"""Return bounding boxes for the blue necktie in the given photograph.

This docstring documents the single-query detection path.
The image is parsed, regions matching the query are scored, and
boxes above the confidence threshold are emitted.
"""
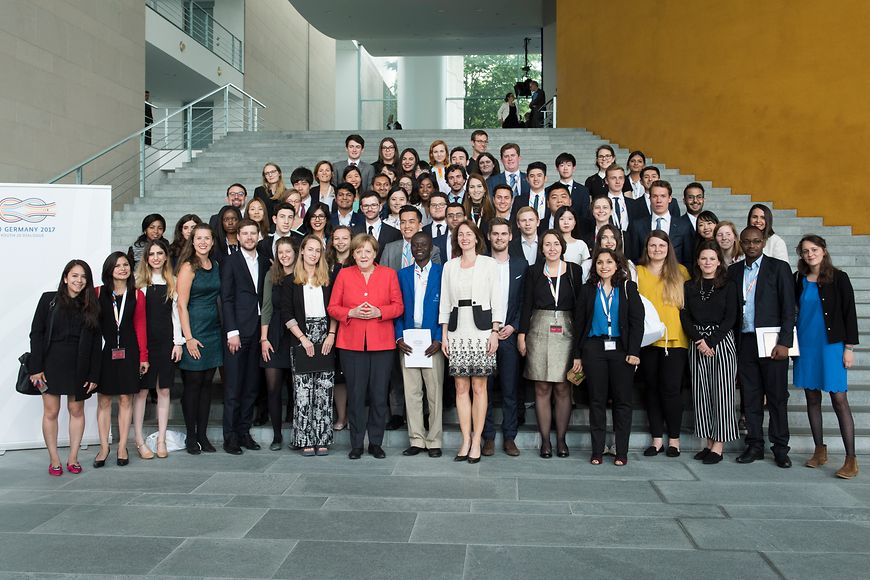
[402,242,412,267]
[509,173,518,196]
[655,217,664,231]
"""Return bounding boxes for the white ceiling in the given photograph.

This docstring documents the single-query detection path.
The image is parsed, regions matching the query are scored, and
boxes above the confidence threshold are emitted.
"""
[288,0,544,56]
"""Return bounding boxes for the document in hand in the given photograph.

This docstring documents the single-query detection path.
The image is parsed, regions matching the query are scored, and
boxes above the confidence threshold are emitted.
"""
[403,329,434,368]
[755,327,800,358]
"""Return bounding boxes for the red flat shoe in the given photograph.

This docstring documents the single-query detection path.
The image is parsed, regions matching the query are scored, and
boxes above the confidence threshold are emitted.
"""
[66,463,82,474]
[48,464,63,476]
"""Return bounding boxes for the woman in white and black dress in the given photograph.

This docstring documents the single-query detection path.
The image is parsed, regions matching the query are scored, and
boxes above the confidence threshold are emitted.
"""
[29,260,102,476]
[134,239,183,459]
[680,241,739,464]
[282,235,338,456]
[94,252,149,468]
[260,237,296,450]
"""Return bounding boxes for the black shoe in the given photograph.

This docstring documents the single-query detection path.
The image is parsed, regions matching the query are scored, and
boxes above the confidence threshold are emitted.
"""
[428,448,442,458]
[693,448,711,461]
[241,433,261,451]
[666,446,681,458]
[93,447,110,468]
[453,453,468,462]
[223,436,243,455]
[702,451,723,465]
[736,447,764,464]
[402,446,425,456]
[556,440,570,458]
[775,454,793,469]
[348,447,363,460]
[116,448,129,467]
[269,437,283,451]
[540,442,552,459]
[368,444,386,459]
[467,455,481,464]
[643,445,664,457]
[198,438,216,453]
[385,415,405,431]
[185,438,201,455]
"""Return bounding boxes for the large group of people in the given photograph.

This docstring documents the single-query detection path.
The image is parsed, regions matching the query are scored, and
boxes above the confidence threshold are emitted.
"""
[28,131,859,480]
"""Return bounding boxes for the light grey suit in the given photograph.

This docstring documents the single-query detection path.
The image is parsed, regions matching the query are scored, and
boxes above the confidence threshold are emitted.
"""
[380,238,443,271]
[332,159,375,192]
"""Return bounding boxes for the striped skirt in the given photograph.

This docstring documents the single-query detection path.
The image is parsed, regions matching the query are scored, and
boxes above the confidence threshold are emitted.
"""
[689,326,739,442]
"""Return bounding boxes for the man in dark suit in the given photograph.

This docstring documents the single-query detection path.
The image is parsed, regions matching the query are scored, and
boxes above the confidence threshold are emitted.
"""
[482,217,528,456]
[396,232,445,458]
[728,227,795,468]
[680,182,706,232]
[546,152,591,220]
[487,143,530,198]
[257,202,299,260]
[221,219,270,455]
[422,192,449,239]
[208,183,248,231]
[290,167,318,219]
[626,180,695,268]
[331,134,375,189]
[351,191,400,261]
[527,80,546,128]
[329,182,364,229]
[509,161,547,229]
[627,166,680,222]
[466,130,489,175]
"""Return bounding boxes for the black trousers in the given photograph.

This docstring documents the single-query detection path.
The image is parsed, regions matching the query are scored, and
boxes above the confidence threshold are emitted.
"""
[222,333,261,439]
[484,334,520,441]
[341,349,393,449]
[737,333,790,456]
[640,346,687,439]
[583,338,635,456]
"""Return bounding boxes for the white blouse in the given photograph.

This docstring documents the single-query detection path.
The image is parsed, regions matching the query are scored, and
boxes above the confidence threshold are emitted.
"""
[303,283,326,317]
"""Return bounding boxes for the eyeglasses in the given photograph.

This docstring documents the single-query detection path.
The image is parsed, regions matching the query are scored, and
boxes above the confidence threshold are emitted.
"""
[228,191,246,197]
[686,194,705,201]
[597,154,614,160]
[310,215,327,221]
[361,203,380,209]
[381,145,395,150]
[429,202,447,209]
[264,170,279,177]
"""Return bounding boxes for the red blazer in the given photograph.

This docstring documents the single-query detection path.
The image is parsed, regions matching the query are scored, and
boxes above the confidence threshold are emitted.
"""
[328,264,403,351]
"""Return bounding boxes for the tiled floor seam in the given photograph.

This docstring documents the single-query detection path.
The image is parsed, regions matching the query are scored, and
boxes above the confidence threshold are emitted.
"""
[674,518,702,550]
[144,536,191,576]
[648,480,672,503]
[270,539,302,579]
[758,551,789,580]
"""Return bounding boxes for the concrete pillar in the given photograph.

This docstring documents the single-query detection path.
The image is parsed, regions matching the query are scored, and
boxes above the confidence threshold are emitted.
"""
[397,56,445,129]
[542,0,557,101]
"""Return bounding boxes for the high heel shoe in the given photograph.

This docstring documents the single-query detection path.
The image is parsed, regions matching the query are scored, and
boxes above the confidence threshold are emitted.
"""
[156,439,168,459]
[556,439,569,458]
[93,447,110,468]
[136,442,154,460]
[116,448,129,467]
[539,441,552,459]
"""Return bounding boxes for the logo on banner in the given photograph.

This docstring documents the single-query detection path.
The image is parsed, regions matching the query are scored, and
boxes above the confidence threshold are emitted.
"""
[0,197,57,237]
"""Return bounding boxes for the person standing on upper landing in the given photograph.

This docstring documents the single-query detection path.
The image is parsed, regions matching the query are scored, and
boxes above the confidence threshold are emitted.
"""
[527,80,546,128]
[498,93,521,128]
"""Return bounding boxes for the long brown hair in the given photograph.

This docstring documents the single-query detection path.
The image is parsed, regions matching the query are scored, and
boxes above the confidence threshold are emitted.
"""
[261,162,288,201]
[177,224,214,273]
[637,230,685,307]
[56,259,100,329]
[245,197,270,239]
[270,236,297,285]
[796,234,837,286]
[135,239,176,302]
[588,247,628,288]
[462,173,495,224]
[691,240,728,288]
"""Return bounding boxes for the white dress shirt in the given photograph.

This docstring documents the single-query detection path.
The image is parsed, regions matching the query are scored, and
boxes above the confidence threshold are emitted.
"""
[651,212,672,232]
[366,218,383,238]
[227,248,260,338]
[629,177,645,198]
[431,220,447,238]
[496,256,510,325]
[528,190,546,221]
[608,193,629,231]
[413,261,431,328]
[521,236,538,265]
[335,209,353,226]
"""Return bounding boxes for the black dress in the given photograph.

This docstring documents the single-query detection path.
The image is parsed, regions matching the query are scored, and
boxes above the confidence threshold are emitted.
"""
[141,283,176,390]
[503,104,521,128]
[97,287,146,395]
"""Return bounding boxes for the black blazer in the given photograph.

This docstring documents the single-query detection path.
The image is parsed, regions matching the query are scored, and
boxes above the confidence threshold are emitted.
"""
[29,292,101,396]
[351,221,401,261]
[256,232,303,261]
[310,185,335,212]
[220,250,270,338]
[546,180,591,220]
[627,213,696,269]
[279,278,333,346]
[509,193,548,236]
[794,270,859,345]
[330,209,364,230]
[574,280,645,357]
[488,254,529,331]
[626,195,681,222]
[727,256,795,347]
[584,173,632,199]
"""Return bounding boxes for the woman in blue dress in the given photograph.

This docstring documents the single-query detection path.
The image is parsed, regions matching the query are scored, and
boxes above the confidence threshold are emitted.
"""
[793,235,859,478]
[177,223,223,455]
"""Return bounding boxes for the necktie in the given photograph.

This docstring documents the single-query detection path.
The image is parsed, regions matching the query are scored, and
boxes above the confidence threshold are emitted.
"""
[299,203,306,219]
[613,197,622,228]
[402,242,412,267]
[368,225,374,236]
[532,194,540,212]
[509,173,518,196]
[655,217,664,231]
[436,224,443,237]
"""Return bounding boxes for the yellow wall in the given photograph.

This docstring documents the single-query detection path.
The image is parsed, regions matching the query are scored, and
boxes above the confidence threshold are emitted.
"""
[556,0,870,233]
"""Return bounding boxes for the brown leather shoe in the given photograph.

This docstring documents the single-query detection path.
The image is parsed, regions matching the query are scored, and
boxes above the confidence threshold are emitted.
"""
[481,439,495,456]
[503,439,520,457]
[836,456,859,479]
[805,444,827,468]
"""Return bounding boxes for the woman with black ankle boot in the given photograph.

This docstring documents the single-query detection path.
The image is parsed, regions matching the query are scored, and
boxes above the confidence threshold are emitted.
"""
[517,230,582,459]
[793,235,859,479]
[177,224,222,455]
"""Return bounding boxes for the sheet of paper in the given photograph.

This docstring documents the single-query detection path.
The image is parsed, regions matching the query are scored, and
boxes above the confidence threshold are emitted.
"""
[403,329,434,368]
[755,326,800,358]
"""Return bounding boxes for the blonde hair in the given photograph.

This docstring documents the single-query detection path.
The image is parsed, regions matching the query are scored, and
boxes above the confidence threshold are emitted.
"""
[637,230,685,308]
[293,234,331,287]
[261,162,288,201]
[713,220,743,264]
[135,239,176,302]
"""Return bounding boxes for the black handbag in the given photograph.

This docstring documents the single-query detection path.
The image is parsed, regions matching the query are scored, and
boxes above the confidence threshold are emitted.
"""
[17,299,56,396]
[292,343,335,374]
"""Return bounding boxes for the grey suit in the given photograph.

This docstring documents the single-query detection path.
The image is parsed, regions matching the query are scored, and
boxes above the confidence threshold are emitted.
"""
[380,238,443,271]
[332,160,375,191]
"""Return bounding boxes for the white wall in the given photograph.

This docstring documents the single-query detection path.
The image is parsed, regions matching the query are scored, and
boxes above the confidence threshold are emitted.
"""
[334,41,390,131]
[398,55,464,130]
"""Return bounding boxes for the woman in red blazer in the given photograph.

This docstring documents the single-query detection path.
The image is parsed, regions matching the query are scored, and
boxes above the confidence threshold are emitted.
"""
[328,233,403,460]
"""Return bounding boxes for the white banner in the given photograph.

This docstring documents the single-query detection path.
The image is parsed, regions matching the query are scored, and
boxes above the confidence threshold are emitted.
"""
[0,183,111,451]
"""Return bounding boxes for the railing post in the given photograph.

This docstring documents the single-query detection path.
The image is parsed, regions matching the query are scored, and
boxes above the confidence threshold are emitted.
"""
[247,97,253,132]
[253,106,258,132]
[139,133,146,198]
[552,96,557,128]
[186,107,193,161]
[224,86,229,136]
[75,167,83,184]
[163,108,169,148]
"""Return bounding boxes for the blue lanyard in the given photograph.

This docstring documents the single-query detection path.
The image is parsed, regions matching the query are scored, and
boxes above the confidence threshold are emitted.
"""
[598,283,614,336]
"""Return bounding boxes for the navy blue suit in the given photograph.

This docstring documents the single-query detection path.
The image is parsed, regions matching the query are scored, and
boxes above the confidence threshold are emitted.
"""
[627,214,696,269]
[546,180,591,220]
[627,195,681,223]
[220,249,270,441]
[484,254,528,443]
[488,171,530,197]
[351,221,401,261]
[329,209,364,230]
[433,233,450,261]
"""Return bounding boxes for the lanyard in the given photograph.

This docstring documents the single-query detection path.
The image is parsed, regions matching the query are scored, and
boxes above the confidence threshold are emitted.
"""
[544,262,563,314]
[598,283,615,336]
[743,262,760,306]
[111,290,128,347]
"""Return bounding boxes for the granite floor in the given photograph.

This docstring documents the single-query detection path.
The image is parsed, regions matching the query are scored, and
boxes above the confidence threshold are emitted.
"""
[0,444,867,579]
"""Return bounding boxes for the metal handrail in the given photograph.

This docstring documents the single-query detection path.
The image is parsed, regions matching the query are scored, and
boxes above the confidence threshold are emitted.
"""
[50,83,264,184]
[541,95,557,128]
[146,0,244,72]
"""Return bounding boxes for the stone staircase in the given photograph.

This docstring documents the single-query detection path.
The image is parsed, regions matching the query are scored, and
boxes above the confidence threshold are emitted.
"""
[119,128,870,454]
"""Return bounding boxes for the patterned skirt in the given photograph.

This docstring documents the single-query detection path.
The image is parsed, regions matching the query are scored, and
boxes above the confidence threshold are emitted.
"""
[291,317,335,447]
[447,307,496,377]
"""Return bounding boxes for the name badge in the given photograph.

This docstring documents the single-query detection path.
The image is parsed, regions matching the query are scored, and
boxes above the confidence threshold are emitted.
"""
[549,325,563,334]
[603,340,616,351]
[111,348,126,360]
